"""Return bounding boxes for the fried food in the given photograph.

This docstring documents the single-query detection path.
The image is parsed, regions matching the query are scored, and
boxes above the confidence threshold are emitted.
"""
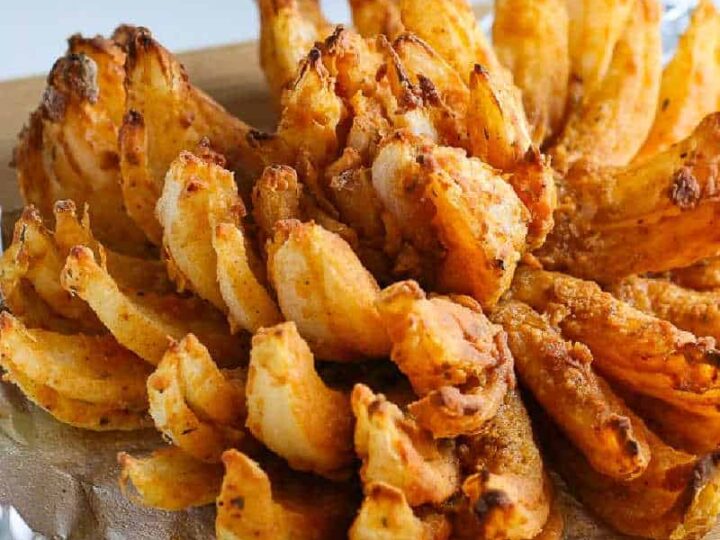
[377,280,514,438]
[492,0,569,145]
[349,482,451,540]
[467,64,532,172]
[246,322,354,477]
[511,267,720,415]
[52,200,173,294]
[119,27,265,243]
[118,446,224,510]
[0,311,149,410]
[371,132,529,307]
[539,113,720,281]
[635,0,720,161]
[351,384,460,506]
[252,165,304,241]
[451,389,551,540]
[491,300,650,480]
[671,257,720,291]
[349,0,403,39]
[566,0,633,98]
[267,220,390,360]
[215,449,357,540]
[156,149,240,309]
[610,275,720,341]
[552,0,662,169]
[257,0,331,100]
[399,0,502,80]
[13,34,149,255]
[147,334,246,462]
[539,403,720,540]
[60,246,243,366]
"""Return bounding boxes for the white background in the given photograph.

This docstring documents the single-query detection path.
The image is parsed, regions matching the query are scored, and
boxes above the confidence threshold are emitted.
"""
[0,1,353,81]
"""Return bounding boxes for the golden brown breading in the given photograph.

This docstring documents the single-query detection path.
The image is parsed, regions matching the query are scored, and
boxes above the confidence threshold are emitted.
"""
[13,34,149,255]
[215,449,358,540]
[634,0,720,161]
[399,0,502,81]
[118,446,224,510]
[119,27,266,244]
[493,0,569,145]
[538,403,720,540]
[246,322,354,478]
[371,132,529,307]
[349,0,403,39]
[538,113,720,281]
[352,384,460,507]
[451,389,551,540]
[610,275,720,341]
[349,482,451,540]
[491,300,650,480]
[252,165,304,243]
[377,280,514,438]
[511,267,720,415]
[257,0,331,101]
[267,220,390,360]
[147,334,247,462]
[60,246,244,366]
[0,311,149,410]
[551,0,662,169]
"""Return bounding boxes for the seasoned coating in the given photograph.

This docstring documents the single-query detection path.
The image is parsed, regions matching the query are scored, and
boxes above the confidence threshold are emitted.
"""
[0,312,149,411]
[511,267,720,415]
[216,449,357,540]
[377,281,514,438]
[13,34,149,255]
[118,446,224,510]
[349,482,451,540]
[371,133,529,307]
[493,0,569,145]
[213,223,283,333]
[635,0,720,161]
[539,113,720,281]
[257,0,330,100]
[672,257,720,291]
[351,384,460,506]
[349,0,403,39]
[156,149,241,310]
[491,301,650,480]
[275,46,346,172]
[119,27,265,243]
[610,275,720,342]
[53,200,173,294]
[552,0,662,169]
[399,0,502,81]
[566,0,633,98]
[539,404,720,539]
[246,322,354,477]
[60,246,243,366]
[467,64,532,172]
[4,207,98,324]
[267,220,390,361]
[252,164,303,241]
[147,334,247,462]
[452,389,551,540]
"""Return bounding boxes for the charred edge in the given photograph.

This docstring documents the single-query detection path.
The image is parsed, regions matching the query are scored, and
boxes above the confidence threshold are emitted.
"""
[49,53,100,108]
[670,167,701,210]
[67,33,119,57]
[473,489,512,518]
[323,25,347,51]
[417,75,441,107]
[377,34,423,110]
[392,33,437,56]
[123,109,144,127]
[111,24,139,49]
[366,396,385,416]
[53,199,77,214]
[125,27,154,71]
[607,415,641,458]
[195,137,227,167]
[473,64,490,78]
[247,129,275,148]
